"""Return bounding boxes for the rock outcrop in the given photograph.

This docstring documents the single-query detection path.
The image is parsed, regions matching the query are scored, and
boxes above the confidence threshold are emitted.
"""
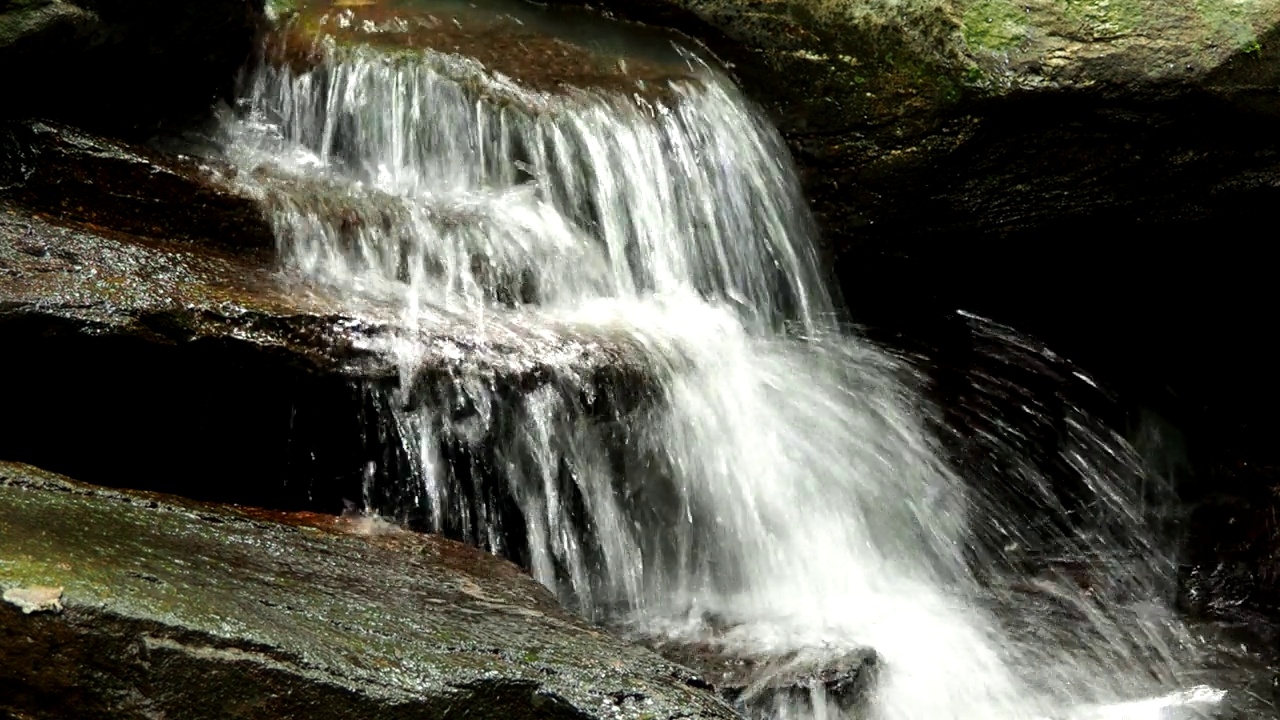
[641,637,879,718]
[0,120,274,248]
[1,0,261,135]
[0,462,733,720]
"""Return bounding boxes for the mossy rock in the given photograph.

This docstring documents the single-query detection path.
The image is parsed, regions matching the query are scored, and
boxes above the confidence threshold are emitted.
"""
[537,0,1280,138]
[0,462,733,720]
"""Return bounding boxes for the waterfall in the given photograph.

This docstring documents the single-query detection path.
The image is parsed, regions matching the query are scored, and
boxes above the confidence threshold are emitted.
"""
[217,6,1227,718]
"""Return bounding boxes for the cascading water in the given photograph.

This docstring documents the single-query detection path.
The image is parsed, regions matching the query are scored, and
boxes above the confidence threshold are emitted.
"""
[216,3,1243,718]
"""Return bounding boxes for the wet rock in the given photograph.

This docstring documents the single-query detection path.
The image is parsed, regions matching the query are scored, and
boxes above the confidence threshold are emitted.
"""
[1179,473,1280,620]
[0,200,646,390]
[722,651,878,717]
[266,0,697,100]
[639,635,879,717]
[0,119,274,249]
[1,0,261,136]
[0,461,735,720]
[0,201,650,521]
[0,202,375,376]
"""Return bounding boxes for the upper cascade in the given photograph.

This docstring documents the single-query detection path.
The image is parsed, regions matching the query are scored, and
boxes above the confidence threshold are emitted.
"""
[225,0,832,336]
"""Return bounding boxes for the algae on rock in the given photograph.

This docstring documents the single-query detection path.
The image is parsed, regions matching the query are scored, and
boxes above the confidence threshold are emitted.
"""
[0,462,733,720]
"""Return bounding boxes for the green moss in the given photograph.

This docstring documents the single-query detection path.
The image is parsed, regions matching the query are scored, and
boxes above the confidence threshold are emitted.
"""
[1060,0,1145,38]
[1194,0,1260,52]
[961,0,1028,52]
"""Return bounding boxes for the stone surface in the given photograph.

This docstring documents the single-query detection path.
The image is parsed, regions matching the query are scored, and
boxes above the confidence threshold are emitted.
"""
[0,119,274,249]
[0,203,641,387]
[0,461,734,720]
[1,0,262,135]
[268,0,697,98]
[640,637,879,718]
[0,119,647,390]
[545,0,1280,141]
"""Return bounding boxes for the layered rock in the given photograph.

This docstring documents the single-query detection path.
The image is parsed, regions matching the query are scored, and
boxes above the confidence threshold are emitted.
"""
[0,119,648,519]
[0,462,733,720]
[0,120,274,248]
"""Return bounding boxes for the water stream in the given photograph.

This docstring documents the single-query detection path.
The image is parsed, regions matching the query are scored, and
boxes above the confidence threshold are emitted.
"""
[216,4,1264,718]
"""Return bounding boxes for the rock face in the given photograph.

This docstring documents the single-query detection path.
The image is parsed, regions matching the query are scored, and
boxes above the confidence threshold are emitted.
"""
[0,462,734,720]
[1,0,262,135]
[548,0,1280,354]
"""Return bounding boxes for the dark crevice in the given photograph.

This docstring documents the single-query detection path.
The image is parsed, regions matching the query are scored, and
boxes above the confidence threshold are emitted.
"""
[0,325,551,574]
[0,330,370,517]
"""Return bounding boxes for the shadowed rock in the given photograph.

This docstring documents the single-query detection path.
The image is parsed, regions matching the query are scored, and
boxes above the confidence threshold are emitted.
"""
[1,0,262,135]
[0,119,274,249]
[0,462,735,720]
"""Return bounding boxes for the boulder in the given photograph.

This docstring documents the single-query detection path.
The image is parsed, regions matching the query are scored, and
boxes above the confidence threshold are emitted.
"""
[641,636,879,718]
[0,461,734,720]
[0,0,262,136]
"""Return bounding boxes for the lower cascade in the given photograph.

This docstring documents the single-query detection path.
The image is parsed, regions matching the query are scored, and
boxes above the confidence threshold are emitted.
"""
[214,3,1241,718]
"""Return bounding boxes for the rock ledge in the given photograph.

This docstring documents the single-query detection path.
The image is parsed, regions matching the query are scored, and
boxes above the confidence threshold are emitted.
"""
[0,461,733,720]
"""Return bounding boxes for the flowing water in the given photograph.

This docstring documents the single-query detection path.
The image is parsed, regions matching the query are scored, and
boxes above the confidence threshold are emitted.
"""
[215,4,1265,718]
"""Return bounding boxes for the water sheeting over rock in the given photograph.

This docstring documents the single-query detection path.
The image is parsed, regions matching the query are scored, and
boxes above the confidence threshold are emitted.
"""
[0,114,652,522]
